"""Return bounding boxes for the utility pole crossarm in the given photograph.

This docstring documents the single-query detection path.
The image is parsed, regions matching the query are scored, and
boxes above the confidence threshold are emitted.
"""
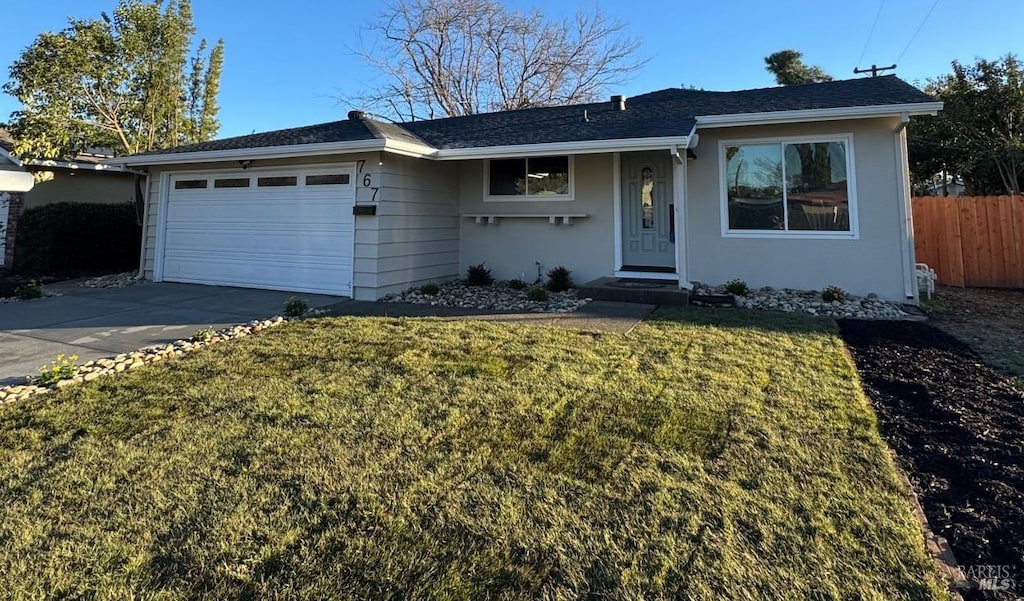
[854,64,898,77]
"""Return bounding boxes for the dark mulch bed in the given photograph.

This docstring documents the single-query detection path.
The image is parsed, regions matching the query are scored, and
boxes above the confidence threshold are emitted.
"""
[839,320,1024,598]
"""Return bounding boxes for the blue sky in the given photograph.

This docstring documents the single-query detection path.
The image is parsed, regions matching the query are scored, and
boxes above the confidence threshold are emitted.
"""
[2,1,1022,138]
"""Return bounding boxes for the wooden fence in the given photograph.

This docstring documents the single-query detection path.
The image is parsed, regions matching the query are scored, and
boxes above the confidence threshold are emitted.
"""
[912,195,1024,288]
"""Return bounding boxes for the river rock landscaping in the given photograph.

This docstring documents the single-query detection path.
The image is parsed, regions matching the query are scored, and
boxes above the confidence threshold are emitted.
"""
[0,317,288,405]
[692,283,910,319]
[384,280,590,313]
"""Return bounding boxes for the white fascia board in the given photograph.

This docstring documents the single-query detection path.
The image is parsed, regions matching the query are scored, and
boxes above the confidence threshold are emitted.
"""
[109,139,393,167]
[432,136,691,160]
[0,147,23,167]
[382,139,439,159]
[24,158,144,175]
[694,102,944,128]
[0,169,35,192]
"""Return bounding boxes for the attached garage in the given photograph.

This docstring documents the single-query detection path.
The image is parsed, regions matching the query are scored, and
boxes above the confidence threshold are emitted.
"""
[156,165,355,296]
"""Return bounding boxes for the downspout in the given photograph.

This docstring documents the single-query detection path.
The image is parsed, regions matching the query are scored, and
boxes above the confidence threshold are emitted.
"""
[135,172,150,279]
[893,114,917,300]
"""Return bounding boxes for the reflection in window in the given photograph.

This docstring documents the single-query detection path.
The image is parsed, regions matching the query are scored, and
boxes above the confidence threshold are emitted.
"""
[785,142,850,231]
[214,178,250,188]
[306,174,349,186]
[641,167,655,229]
[174,179,207,190]
[725,140,851,233]
[257,176,298,187]
[489,156,570,197]
[725,144,784,230]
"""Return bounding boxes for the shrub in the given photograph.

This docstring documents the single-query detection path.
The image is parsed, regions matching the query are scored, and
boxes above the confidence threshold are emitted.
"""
[526,286,549,302]
[506,279,528,290]
[36,354,79,386]
[283,297,309,317]
[466,263,493,286]
[724,279,750,296]
[545,266,573,292]
[191,327,215,342]
[14,202,141,277]
[419,283,440,296]
[821,285,847,303]
[15,280,44,300]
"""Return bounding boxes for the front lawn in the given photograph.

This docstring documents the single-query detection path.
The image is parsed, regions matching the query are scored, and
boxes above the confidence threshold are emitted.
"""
[0,309,947,599]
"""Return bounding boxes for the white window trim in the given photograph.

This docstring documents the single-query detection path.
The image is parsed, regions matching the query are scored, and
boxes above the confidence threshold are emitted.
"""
[718,133,859,240]
[483,155,575,202]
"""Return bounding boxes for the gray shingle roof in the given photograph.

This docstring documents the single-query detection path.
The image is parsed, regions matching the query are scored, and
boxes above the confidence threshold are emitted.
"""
[133,76,936,157]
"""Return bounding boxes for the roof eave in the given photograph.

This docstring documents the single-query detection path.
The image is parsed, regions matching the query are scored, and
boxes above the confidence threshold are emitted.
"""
[107,139,404,167]
[694,101,944,129]
[432,136,692,160]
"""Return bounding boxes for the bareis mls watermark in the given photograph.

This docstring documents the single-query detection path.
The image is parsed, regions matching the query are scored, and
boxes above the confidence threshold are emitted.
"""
[960,564,1018,594]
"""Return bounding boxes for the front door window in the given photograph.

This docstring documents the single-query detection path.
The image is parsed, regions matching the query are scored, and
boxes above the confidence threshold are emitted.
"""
[641,167,655,229]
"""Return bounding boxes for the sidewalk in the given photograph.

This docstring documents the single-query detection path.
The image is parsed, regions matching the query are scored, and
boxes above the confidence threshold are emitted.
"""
[325,300,656,334]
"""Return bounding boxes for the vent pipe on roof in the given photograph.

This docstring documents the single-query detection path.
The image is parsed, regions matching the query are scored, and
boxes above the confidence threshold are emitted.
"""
[611,95,626,111]
[348,110,366,120]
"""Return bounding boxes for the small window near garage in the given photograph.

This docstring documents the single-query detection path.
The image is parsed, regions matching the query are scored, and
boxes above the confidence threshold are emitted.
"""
[257,176,298,187]
[305,174,350,186]
[174,179,207,190]
[487,156,572,200]
[214,178,250,188]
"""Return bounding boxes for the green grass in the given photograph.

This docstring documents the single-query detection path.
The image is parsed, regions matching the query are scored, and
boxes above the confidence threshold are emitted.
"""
[0,309,948,600]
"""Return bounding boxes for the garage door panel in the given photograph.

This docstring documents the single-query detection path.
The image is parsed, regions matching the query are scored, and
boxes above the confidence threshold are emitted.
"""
[164,228,353,257]
[162,167,355,296]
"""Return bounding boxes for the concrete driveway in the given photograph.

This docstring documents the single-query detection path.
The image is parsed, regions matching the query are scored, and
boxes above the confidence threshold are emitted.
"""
[0,281,347,384]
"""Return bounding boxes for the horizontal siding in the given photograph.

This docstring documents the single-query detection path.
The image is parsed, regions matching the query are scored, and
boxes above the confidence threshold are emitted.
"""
[367,155,461,297]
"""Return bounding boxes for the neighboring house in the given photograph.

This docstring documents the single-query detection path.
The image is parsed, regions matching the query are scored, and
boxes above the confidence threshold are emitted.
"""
[0,130,139,269]
[111,76,941,301]
[0,143,33,269]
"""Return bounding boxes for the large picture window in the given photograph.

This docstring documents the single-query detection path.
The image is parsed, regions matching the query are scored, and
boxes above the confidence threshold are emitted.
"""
[722,136,855,237]
[487,156,571,200]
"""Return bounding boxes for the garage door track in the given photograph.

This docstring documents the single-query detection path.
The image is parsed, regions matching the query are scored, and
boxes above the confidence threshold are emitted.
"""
[0,281,344,384]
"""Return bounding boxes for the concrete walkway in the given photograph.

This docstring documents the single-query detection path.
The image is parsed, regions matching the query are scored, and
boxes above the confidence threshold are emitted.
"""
[0,281,342,384]
[327,299,656,334]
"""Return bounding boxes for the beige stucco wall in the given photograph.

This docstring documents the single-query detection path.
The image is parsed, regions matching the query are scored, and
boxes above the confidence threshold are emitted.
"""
[686,117,911,300]
[457,153,616,285]
[24,168,135,210]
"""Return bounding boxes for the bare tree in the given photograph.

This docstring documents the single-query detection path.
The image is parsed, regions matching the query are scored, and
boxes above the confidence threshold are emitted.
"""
[350,0,645,121]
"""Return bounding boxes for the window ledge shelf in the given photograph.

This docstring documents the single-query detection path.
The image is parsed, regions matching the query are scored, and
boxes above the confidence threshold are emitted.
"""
[463,214,589,226]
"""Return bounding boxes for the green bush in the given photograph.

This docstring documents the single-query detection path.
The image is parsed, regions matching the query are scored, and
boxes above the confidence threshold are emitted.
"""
[466,263,493,286]
[724,279,750,296]
[283,297,308,317]
[526,287,549,302]
[545,266,573,292]
[14,202,141,277]
[419,283,440,296]
[821,285,847,303]
[35,354,79,386]
[191,327,215,342]
[14,280,44,300]
[506,279,528,290]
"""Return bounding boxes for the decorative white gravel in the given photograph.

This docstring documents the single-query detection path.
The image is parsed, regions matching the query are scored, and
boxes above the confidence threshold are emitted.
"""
[79,272,147,289]
[0,316,291,405]
[384,280,590,313]
[692,283,910,319]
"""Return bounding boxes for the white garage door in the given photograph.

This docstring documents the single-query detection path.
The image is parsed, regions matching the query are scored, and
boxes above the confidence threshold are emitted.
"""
[160,166,355,296]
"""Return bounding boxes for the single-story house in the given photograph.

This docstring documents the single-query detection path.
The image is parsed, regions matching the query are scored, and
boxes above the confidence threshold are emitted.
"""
[0,130,140,269]
[111,76,941,301]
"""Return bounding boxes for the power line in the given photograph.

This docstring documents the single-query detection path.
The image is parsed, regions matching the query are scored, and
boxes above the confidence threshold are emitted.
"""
[856,0,886,69]
[896,0,940,64]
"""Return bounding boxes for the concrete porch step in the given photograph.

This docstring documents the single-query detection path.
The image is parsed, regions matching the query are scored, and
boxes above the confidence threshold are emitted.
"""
[579,277,689,306]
